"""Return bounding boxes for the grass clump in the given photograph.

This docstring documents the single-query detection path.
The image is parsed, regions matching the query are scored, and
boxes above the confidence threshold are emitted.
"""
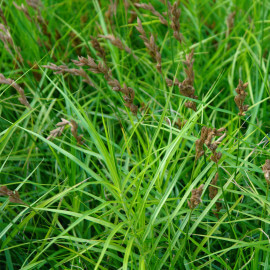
[0,0,269,269]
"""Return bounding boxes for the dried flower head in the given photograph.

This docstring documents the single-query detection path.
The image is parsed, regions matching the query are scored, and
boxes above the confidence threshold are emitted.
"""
[128,10,138,24]
[262,160,270,185]
[171,1,184,43]
[47,118,84,145]
[0,23,13,47]
[121,83,138,115]
[26,0,43,11]
[105,0,118,26]
[135,3,168,26]
[72,55,109,75]
[90,36,106,61]
[180,50,197,110]
[0,22,21,63]
[72,55,138,115]
[0,23,23,62]
[136,18,162,73]
[188,184,204,209]
[174,118,187,129]
[0,7,8,25]
[13,2,32,23]
[43,63,94,87]
[0,74,31,108]
[98,34,138,60]
[195,126,226,162]
[70,32,83,55]
[15,0,54,50]
[0,186,26,204]
[166,50,197,111]
[234,80,249,116]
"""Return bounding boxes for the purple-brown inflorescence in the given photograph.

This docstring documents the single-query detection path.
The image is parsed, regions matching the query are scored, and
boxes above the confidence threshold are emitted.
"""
[170,1,184,43]
[42,63,95,87]
[195,126,226,163]
[0,7,8,25]
[98,34,138,60]
[188,184,204,209]
[124,0,139,23]
[136,1,184,43]
[13,2,33,23]
[26,0,43,11]
[14,0,55,50]
[72,56,138,115]
[174,118,187,129]
[90,36,106,61]
[166,50,197,111]
[136,17,162,74]
[262,160,270,185]
[47,118,84,145]
[0,74,31,108]
[0,23,13,53]
[0,186,26,204]
[135,3,168,26]
[0,23,23,63]
[234,80,249,116]
[105,0,118,22]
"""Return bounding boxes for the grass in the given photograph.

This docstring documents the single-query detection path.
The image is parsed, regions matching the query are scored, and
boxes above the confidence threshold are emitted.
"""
[0,0,270,269]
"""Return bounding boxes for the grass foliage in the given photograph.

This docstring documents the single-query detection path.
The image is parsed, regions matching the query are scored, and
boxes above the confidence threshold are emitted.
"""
[0,0,270,269]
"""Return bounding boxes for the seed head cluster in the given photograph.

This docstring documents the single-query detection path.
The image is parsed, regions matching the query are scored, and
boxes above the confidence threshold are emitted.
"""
[0,186,25,205]
[135,3,168,26]
[195,127,226,162]
[234,80,249,116]
[188,184,204,209]
[166,50,197,111]
[0,74,31,108]
[262,160,270,185]
[72,56,138,115]
[136,17,162,74]
[42,63,95,87]
[99,34,137,60]
[47,118,84,145]
[0,23,23,63]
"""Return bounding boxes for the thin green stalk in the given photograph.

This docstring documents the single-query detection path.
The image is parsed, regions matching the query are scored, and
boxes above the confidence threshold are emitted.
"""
[179,209,193,266]
[216,163,247,266]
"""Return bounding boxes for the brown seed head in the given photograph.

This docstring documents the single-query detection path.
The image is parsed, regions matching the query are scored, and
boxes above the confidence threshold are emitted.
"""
[98,34,137,60]
[136,18,162,73]
[209,173,219,200]
[90,36,106,61]
[48,118,84,145]
[0,74,31,108]
[0,7,8,25]
[0,186,25,204]
[171,1,184,43]
[174,118,187,129]
[135,3,168,26]
[234,80,249,116]
[167,50,197,111]
[188,184,204,209]
[43,63,95,87]
[195,126,226,163]
[262,160,270,185]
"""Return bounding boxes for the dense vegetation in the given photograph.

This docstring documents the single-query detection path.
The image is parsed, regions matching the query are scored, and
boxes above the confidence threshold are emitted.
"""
[0,0,269,269]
